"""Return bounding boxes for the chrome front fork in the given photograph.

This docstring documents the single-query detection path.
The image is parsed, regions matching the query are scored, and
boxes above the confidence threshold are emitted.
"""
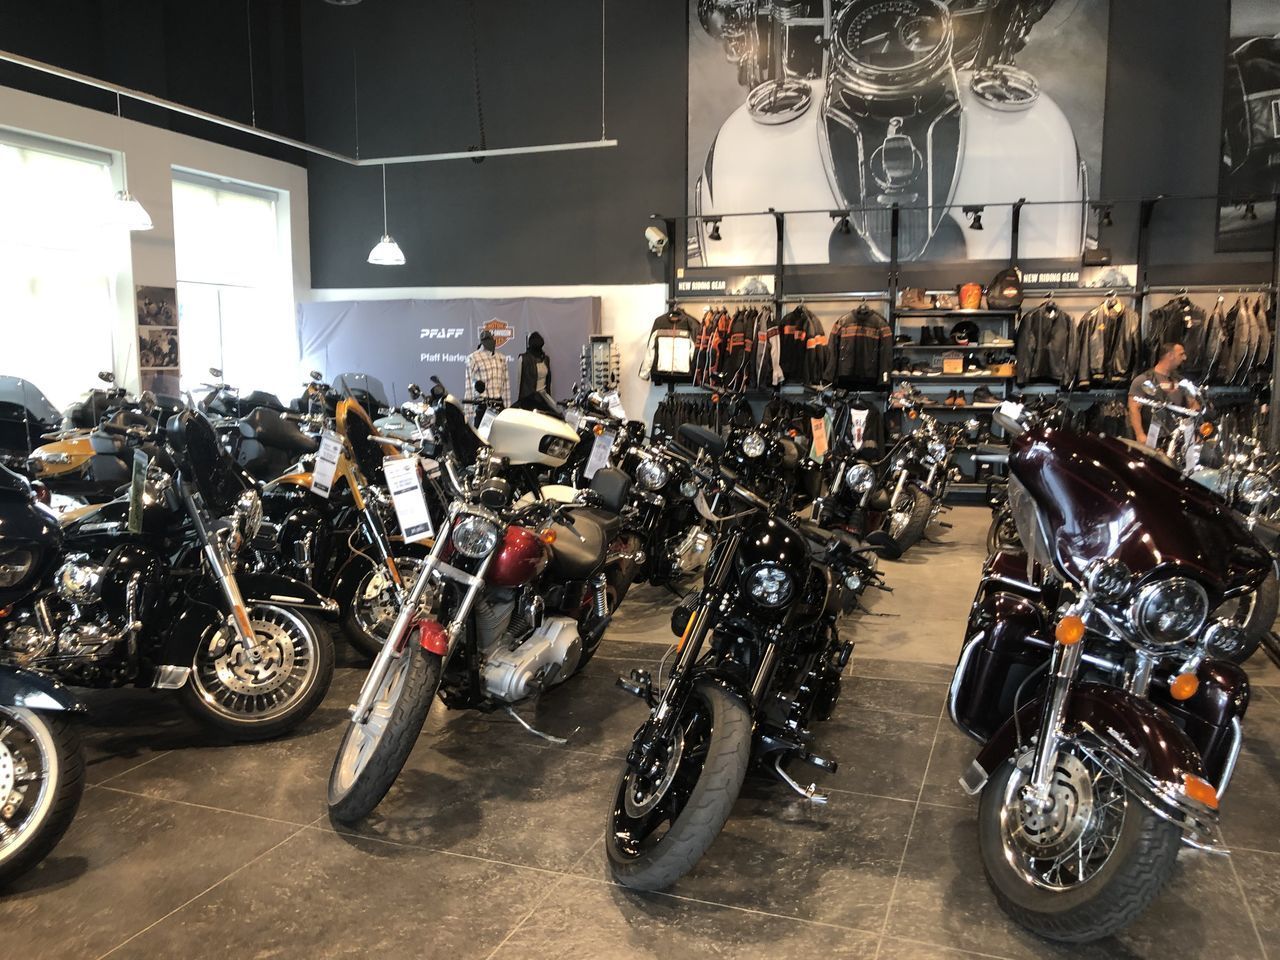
[887,469,908,511]
[1024,603,1088,811]
[183,485,259,655]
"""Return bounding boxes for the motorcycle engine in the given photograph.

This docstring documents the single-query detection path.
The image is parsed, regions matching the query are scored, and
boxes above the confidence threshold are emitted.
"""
[56,556,103,604]
[482,616,581,702]
[671,527,713,576]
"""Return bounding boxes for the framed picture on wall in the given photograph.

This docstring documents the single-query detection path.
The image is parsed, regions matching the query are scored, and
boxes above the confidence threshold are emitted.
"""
[1216,0,1280,252]
[136,285,181,392]
[136,285,177,326]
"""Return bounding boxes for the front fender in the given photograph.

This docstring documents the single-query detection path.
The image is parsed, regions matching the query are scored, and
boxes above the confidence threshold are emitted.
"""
[970,682,1221,846]
[0,664,85,713]
[189,571,338,620]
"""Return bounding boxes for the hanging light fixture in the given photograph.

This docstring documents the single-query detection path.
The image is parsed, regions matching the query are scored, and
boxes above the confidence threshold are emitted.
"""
[367,164,405,265]
[111,92,152,231]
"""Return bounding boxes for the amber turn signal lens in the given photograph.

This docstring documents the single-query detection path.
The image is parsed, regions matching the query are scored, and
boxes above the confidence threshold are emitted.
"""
[1055,614,1086,645]
[1199,422,1214,438]
[908,410,918,420]
[1170,672,1200,700]
[1183,774,1219,809]
[539,529,557,545]
[593,423,605,436]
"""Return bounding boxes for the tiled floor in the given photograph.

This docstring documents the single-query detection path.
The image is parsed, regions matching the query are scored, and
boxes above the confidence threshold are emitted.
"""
[3,508,1277,959]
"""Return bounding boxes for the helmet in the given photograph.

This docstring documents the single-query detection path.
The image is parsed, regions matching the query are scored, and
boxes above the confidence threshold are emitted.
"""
[950,321,980,345]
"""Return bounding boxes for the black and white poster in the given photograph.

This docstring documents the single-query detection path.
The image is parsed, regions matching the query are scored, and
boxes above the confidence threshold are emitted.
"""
[687,0,1110,266]
[296,298,600,408]
[1217,0,1280,252]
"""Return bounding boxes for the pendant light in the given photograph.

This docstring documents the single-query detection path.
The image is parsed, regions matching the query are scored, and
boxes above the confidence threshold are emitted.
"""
[112,93,152,231]
[367,164,404,265]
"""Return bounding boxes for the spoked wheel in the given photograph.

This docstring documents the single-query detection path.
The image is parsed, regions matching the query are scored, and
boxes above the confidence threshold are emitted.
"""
[341,559,421,659]
[888,487,932,552]
[182,604,335,741]
[328,643,440,824]
[0,706,84,887]
[606,680,751,891]
[1211,570,1278,663]
[978,744,1181,943]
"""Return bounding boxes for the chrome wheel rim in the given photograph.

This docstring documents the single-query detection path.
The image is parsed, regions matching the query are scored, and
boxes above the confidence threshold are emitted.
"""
[192,607,317,723]
[999,749,1127,891]
[332,652,412,797]
[353,561,419,641]
[0,707,56,866]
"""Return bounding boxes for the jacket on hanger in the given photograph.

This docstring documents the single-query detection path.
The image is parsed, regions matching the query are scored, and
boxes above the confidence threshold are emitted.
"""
[1015,302,1073,385]
[751,307,783,389]
[639,309,699,383]
[778,305,824,383]
[826,305,892,389]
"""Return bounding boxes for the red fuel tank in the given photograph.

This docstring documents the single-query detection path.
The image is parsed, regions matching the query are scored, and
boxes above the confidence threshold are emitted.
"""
[486,525,550,587]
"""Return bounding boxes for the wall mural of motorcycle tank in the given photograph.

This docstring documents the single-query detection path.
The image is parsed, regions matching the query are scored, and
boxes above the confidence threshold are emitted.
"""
[689,0,1110,265]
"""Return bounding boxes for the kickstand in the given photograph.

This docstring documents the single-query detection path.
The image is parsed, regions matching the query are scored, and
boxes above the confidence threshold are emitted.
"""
[773,755,829,803]
[506,706,570,744]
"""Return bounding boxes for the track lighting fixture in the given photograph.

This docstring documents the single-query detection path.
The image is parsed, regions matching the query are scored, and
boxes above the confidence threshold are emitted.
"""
[1093,203,1113,228]
[707,217,722,241]
[962,205,984,231]
[110,93,151,231]
[830,210,852,235]
[367,164,405,265]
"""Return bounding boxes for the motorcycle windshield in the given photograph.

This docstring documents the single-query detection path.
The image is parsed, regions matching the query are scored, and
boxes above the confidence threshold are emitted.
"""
[0,377,60,423]
[1010,425,1270,596]
[333,373,390,408]
[180,411,250,515]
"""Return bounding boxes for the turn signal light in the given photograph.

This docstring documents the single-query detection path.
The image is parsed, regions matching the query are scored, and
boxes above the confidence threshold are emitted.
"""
[593,423,605,436]
[908,410,918,420]
[540,529,557,545]
[1183,774,1219,809]
[1170,672,1200,701]
[419,619,448,655]
[1199,422,1215,438]
[1055,615,1086,645]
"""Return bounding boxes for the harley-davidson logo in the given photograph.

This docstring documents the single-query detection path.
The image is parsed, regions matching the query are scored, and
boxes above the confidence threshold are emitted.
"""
[482,318,515,348]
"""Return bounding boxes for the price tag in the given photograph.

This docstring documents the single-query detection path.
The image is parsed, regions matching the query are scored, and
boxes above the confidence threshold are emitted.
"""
[1146,422,1161,449]
[810,416,830,462]
[383,457,434,543]
[584,429,616,479]
[311,431,342,498]
[478,406,499,441]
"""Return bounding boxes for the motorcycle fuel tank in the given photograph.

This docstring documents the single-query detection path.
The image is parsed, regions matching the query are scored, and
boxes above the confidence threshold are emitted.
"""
[1010,425,1271,597]
[486,526,550,588]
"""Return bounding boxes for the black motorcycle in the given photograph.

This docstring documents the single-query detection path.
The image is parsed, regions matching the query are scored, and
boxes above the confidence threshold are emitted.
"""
[0,376,60,471]
[0,412,336,741]
[606,423,897,890]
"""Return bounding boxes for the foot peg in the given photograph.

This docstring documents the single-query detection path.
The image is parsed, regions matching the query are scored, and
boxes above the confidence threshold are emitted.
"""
[938,521,954,529]
[774,755,829,803]
[617,669,655,706]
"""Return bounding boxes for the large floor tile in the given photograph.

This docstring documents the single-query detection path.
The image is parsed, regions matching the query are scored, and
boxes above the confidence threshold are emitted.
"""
[491,875,880,959]
[816,707,940,803]
[886,802,1265,960]
[842,675,947,718]
[878,938,1018,960]
[1232,848,1280,957]
[919,722,985,810]
[851,657,956,684]
[581,790,913,933]
[0,787,299,960]
[108,828,550,960]
[1223,756,1280,855]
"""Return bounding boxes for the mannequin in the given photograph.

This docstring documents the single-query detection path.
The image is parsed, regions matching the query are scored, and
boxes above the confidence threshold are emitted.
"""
[517,331,558,415]
[465,331,510,425]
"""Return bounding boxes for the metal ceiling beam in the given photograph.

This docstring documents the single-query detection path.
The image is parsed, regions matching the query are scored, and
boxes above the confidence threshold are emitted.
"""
[0,48,617,166]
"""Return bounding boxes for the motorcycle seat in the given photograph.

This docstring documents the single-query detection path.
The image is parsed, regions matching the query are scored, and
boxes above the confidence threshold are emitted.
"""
[569,506,621,541]
[548,510,608,579]
[239,407,319,456]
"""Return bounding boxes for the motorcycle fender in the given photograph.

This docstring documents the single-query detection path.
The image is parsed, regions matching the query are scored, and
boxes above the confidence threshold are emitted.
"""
[968,682,1220,845]
[0,665,85,713]
[691,665,754,710]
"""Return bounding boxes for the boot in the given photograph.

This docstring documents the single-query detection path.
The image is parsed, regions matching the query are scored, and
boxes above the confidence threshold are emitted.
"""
[935,325,949,345]
[944,390,956,407]
[953,390,966,407]
[920,325,936,346]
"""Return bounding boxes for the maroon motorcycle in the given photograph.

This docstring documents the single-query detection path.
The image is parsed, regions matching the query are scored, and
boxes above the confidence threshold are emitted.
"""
[948,403,1271,942]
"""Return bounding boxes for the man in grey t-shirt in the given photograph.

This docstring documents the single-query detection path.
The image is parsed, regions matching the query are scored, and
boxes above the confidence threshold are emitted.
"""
[1127,342,1199,445]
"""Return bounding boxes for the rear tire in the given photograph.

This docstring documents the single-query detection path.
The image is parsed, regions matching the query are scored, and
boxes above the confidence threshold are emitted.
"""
[0,708,84,888]
[606,681,751,891]
[1212,570,1278,663]
[889,487,932,553]
[328,644,440,824]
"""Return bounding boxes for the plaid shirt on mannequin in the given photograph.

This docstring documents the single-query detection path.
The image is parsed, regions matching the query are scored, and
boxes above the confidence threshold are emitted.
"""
[465,348,511,407]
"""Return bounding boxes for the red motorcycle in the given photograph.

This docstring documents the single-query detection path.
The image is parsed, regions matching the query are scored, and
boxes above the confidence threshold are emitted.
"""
[948,403,1271,942]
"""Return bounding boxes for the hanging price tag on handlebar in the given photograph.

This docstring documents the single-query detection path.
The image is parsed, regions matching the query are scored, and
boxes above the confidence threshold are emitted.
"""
[478,405,499,441]
[383,457,434,543]
[585,429,616,479]
[311,430,342,499]
[810,416,830,463]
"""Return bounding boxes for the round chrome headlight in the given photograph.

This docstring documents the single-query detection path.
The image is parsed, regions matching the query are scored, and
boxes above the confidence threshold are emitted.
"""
[679,478,699,499]
[1129,577,1209,648]
[1238,472,1276,505]
[635,457,670,491]
[927,440,948,461]
[1205,619,1249,659]
[1086,558,1133,603]
[744,562,793,608]
[452,515,500,558]
[741,433,766,458]
[844,463,876,494]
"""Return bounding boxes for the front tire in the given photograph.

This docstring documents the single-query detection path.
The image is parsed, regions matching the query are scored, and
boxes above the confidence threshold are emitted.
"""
[328,644,440,824]
[977,746,1182,943]
[1211,570,1278,663]
[182,605,335,741]
[606,680,751,891]
[0,707,84,888]
[888,486,932,553]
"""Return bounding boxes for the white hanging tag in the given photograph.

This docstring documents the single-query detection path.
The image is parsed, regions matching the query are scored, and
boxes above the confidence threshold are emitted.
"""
[478,406,498,441]
[584,429,616,479]
[311,431,343,498]
[1146,422,1161,449]
[383,456,435,543]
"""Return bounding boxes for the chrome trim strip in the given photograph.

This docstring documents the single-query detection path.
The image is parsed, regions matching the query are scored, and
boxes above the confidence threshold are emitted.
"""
[946,633,982,731]
[1216,716,1244,798]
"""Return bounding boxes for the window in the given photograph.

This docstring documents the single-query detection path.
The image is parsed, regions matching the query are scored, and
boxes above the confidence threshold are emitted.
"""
[172,174,296,400]
[0,134,126,409]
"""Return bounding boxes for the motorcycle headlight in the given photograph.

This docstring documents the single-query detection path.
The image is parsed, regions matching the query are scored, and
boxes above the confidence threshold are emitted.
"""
[1205,619,1249,659]
[844,463,876,494]
[0,547,35,589]
[1238,472,1276,505]
[928,440,948,461]
[452,515,500,558]
[679,478,699,499]
[1129,577,1209,648]
[742,433,766,458]
[635,457,670,491]
[744,562,793,609]
[1086,558,1133,603]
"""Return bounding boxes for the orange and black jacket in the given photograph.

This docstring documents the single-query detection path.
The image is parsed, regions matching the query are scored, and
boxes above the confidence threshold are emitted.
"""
[778,305,828,384]
[827,305,892,388]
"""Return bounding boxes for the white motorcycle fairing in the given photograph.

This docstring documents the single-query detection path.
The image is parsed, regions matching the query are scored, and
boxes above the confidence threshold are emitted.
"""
[695,75,1086,265]
[486,408,580,467]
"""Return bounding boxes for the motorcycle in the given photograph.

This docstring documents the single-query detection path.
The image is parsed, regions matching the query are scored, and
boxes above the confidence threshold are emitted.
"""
[327,380,632,822]
[605,423,898,889]
[692,0,1087,265]
[0,412,337,741]
[0,377,61,471]
[0,664,84,888]
[947,402,1271,942]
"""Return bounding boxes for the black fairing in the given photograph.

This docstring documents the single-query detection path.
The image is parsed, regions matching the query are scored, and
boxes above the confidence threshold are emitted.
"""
[172,410,252,514]
[0,465,62,607]
[734,515,818,624]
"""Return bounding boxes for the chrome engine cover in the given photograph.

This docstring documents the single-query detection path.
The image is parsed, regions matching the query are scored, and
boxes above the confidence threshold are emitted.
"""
[673,527,713,576]
[56,556,103,604]
[482,616,581,702]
